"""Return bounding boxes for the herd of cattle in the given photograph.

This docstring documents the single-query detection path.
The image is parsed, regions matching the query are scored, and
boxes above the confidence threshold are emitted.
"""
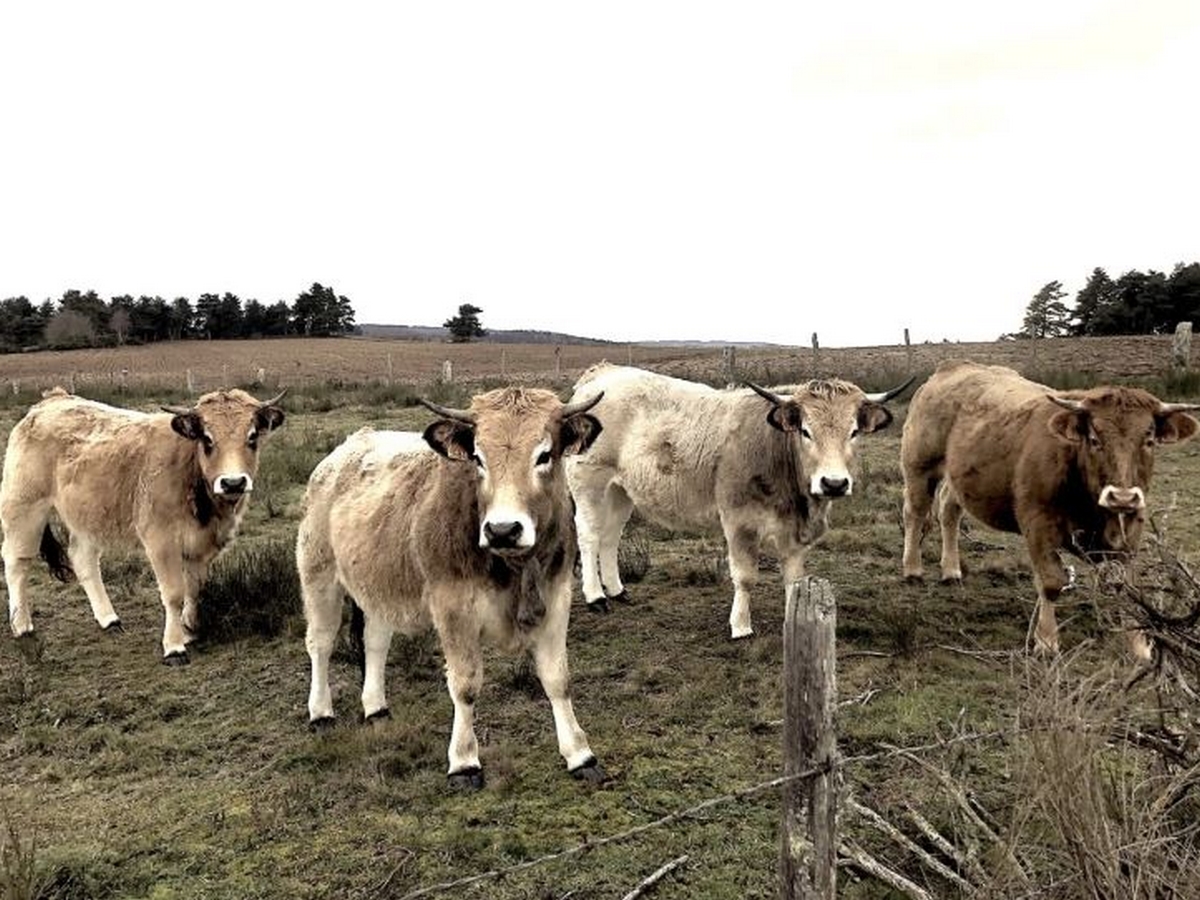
[1,360,1197,789]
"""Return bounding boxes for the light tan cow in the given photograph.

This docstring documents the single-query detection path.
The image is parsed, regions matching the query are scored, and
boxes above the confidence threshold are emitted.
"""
[565,363,911,638]
[901,360,1199,654]
[298,387,605,790]
[1,387,285,663]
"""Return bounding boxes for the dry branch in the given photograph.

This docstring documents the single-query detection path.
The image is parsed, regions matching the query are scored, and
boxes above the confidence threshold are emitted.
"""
[837,840,932,900]
[618,855,689,900]
[846,798,972,891]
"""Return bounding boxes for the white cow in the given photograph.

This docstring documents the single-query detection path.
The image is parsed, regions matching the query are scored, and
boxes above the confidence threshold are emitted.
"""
[566,363,909,637]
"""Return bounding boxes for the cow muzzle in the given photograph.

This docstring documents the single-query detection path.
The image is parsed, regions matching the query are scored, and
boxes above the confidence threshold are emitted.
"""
[214,473,254,497]
[1098,485,1145,514]
[480,514,536,554]
[810,474,853,498]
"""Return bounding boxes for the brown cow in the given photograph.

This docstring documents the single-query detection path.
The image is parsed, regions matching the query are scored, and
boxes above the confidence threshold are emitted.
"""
[1,387,285,663]
[901,360,1199,654]
[298,387,605,790]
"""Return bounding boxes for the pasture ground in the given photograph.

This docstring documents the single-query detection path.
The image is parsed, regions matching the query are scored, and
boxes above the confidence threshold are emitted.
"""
[1,338,1199,899]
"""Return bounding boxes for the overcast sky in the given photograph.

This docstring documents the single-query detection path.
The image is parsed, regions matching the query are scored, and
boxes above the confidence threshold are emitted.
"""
[2,2,1197,347]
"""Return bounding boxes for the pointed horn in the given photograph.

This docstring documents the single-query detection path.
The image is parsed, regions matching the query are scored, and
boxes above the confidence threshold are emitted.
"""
[1049,395,1085,412]
[418,398,476,424]
[561,391,604,417]
[1158,401,1200,414]
[161,404,196,417]
[258,388,287,407]
[745,381,785,406]
[864,376,916,403]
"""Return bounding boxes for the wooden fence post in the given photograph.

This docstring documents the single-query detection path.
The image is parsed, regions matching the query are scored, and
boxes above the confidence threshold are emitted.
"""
[1173,322,1193,371]
[904,328,913,373]
[723,346,737,384]
[780,577,838,900]
[811,333,820,378]
[555,345,562,380]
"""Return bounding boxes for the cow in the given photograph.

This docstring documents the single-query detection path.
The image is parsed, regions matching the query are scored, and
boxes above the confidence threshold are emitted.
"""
[564,363,911,638]
[297,386,606,790]
[900,360,1200,656]
[0,387,286,664]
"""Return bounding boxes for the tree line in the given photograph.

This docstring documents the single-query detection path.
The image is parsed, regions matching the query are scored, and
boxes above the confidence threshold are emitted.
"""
[1020,262,1200,339]
[0,283,356,353]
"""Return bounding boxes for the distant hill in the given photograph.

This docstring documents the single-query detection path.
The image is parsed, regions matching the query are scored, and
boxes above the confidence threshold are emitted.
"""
[358,324,614,345]
[358,323,784,348]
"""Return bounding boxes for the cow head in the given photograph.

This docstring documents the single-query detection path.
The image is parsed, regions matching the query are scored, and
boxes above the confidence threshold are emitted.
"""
[747,377,912,498]
[421,388,603,555]
[163,389,287,499]
[1047,389,1199,548]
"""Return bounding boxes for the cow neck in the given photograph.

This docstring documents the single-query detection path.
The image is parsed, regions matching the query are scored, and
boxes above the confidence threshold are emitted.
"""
[760,425,811,519]
[181,451,240,529]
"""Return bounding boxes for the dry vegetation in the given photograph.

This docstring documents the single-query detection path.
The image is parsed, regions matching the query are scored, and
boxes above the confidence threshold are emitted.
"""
[1,336,1199,899]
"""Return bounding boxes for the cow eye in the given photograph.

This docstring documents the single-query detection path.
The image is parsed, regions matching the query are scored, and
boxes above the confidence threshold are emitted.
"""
[202,434,215,455]
[1088,434,1102,449]
[850,427,860,439]
[800,425,813,441]
[536,450,553,467]
[247,431,258,450]
[470,453,484,469]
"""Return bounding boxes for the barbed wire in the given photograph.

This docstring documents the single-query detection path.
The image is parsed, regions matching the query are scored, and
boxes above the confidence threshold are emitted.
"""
[390,726,1020,900]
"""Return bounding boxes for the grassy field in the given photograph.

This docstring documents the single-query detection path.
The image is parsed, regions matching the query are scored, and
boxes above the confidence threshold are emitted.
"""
[2,338,1200,899]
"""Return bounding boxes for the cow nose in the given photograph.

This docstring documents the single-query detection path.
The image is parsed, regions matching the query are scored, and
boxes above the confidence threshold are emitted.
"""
[218,475,248,495]
[1099,485,1144,513]
[483,520,524,548]
[819,476,850,497]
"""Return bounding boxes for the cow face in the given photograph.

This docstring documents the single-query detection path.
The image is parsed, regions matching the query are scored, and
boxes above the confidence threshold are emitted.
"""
[1048,389,1200,548]
[422,389,602,554]
[751,379,903,498]
[166,389,286,499]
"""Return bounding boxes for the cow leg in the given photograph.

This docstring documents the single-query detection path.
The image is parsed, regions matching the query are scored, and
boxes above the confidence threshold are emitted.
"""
[937,484,964,582]
[569,468,612,610]
[360,609,394,720]
[146,547,190,663]
[181,559,210,642]
[1027,542,1069,655]
[531,579,601,779]
[723,520,759,639]
[598,486,634,601]
[432,596,486,786]
[902,472,939,580]
[0,507,49,637]
[68,536,120,630]
[300,544,344,724]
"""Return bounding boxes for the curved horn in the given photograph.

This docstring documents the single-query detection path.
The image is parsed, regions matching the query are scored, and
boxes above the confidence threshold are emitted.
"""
[161,404,196,417]
[418,398,476,424]
[745,381,785,406]
[258,388,287,407]
[1048,395,1085,412]
[561,391,604,417]
[864,376,916,403]
[1158,401,1200,414]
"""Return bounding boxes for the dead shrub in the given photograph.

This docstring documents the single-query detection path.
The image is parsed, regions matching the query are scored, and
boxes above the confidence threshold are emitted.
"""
[197,540,301,643]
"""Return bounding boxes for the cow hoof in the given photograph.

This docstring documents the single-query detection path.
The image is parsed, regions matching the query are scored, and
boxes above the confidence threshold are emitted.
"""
[13,631,44,662]
[364,708,391,725]
[729,627,754,641]
[587,598,610,615]
[569,758,608,785]
[103,620,125,634]
[903,574,925,584]
[162,651,190,667]
[448,767,485,791]
[308,716,337,733]
[609,590,632,605]
[939,575,962,585]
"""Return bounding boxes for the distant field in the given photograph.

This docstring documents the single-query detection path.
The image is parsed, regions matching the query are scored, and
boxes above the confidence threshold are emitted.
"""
[2,335,1199,898]
[0,332,1191,397]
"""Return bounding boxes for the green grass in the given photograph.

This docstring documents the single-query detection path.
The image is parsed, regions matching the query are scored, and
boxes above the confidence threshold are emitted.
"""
[2,377,1200,898]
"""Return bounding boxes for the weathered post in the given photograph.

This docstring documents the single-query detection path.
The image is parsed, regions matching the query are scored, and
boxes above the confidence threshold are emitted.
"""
[904,328,913,373]
[442,360,453,384]
[555,345,562,380]
[186,369,195,395]
[1173,322,1193,371]
[119,368,128,392]
[10,379,19,397]
[386,354,394,385]
[811,333,820,378]
[222,363,229,387]
[780,577,838,900]
[722,346,737,384]
[501,348,507,378]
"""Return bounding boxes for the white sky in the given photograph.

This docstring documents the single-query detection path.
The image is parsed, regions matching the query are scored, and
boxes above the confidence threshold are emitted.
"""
[1,1,1197,347]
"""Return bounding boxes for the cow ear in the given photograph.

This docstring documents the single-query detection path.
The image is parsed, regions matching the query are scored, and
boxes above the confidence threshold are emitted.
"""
[766,402,803,433]
[1048,409,1086,444]
[560,413,602,456]
[1156,411,1200,444]
[255,405,286,433]
[170,412,204,441]
[858,402,893,434]
[423,419,475,461]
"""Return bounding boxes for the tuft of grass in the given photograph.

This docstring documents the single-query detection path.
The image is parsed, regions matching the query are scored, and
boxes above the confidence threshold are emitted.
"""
[0,808,42,900]
[197,540,301,642]
[617,532,652,585]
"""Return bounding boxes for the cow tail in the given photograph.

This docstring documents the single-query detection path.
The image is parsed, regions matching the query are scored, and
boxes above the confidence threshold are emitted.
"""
[40,524,76,583]
[349,599,366,680]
